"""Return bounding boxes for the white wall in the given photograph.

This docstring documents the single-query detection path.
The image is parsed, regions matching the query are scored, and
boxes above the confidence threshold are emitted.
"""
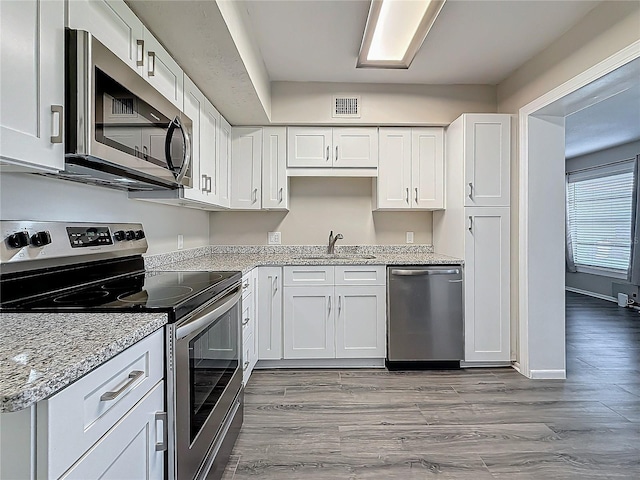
[271,82,497,125]
[210,177,432,245]
[0,173,210,255]
[565,140,640,298]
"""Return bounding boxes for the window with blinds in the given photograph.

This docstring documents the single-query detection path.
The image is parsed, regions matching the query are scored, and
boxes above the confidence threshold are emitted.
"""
[567,160,636,277]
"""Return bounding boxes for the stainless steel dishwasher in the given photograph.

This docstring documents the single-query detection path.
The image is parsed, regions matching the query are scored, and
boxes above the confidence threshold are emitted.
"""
[387,265,464,369]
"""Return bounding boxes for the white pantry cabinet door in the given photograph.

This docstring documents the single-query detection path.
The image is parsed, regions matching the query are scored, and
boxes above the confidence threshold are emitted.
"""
[201,99,221,204]
[262,127,288,210]
[464,114,510,207]
[0,0,64,172]
[258,267,283,360]
[59,382,165,480]
[412,128,444,209]
[284,286,335,359]
[376,128,412,209]
[217,116,232,208]
[464,207,510,362]
[332,128,378,168]
[231,128,262,209]
[287,127,332,168]
[67,0,144,72]
[142,27,183,110]
[335,285,386,358]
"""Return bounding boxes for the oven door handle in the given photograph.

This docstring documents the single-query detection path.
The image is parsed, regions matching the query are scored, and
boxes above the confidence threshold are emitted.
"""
[176,286,242,340]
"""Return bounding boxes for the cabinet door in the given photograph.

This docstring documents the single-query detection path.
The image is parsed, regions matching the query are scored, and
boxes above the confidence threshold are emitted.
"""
[376,128,412,209]
[262,127,289,209]
[412,128,444,209]
[333,128,378,168]
[201,99,221,204]
[231,128,262,209]
[218,116,232,208]
[464,207,510,362]
[142,27,183,110]
[464,114,510,207]
[287,127,332,168]
[335,286,386,358]
[283,286,335,359]
[0,0,64,172]
[67,0,144,72]
[59,382,165,480]
[182,75,207,203]
[258,267,283,360]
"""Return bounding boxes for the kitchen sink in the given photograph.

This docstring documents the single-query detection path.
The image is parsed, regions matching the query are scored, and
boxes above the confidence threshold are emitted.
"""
[292,254,376,260]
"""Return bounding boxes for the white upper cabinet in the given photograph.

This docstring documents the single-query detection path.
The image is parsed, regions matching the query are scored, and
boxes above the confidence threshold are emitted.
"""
[182,75,206,203]
[287,127,378,173]
[376,127,444,210]
[287,127,332,168]
[217,116,232,208]
[262,127,289,210]
[463,114,510,207]
[67,0,144,72]
[141,27,183,110]
[332,128,378,168]
[201,99,221,204]
[231,128,262,209]
[0,0,65,172]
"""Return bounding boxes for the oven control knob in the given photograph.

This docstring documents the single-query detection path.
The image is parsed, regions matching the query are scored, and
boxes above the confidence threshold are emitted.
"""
[113,230,126,241]
[7,231,30,249]
[125,230,136,241]
[134,230,145,240]
[30,231,52,247]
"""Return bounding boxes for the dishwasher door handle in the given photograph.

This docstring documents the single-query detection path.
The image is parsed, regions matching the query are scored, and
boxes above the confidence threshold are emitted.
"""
[391,269,460,276]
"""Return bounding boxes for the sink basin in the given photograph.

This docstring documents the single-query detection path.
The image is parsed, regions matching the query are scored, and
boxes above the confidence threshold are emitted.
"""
[292,254,376,260]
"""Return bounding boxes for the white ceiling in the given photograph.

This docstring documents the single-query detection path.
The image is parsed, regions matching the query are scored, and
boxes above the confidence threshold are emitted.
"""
[244,0,600,85]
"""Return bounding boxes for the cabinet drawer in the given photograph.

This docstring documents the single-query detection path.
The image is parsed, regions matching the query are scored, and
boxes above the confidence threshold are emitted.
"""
[242,271,253,299]
[284,266,334,286]
[335,266,385,285]
[242,299,254,339]
[47,329,164,479]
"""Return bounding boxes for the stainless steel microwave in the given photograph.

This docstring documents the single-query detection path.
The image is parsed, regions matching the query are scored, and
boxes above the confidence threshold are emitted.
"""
[59,29,192,191]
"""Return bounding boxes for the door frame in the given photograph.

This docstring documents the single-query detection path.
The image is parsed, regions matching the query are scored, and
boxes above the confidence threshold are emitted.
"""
[518,40,640,379]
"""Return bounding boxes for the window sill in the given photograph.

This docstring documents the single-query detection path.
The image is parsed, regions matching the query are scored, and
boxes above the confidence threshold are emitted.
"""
[574,265,628,280]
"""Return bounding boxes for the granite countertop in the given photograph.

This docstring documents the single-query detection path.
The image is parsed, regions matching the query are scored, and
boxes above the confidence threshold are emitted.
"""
[0,312,167,413]
[145,245,463,274]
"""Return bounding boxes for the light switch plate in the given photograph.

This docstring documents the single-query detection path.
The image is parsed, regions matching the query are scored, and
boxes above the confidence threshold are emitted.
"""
[268,231,281,245]
[406,231,414,244]
[177,234,184,250]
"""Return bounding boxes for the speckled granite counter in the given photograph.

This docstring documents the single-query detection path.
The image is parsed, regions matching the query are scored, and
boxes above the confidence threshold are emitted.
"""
[146,245,462,273]
[0,312,167,413]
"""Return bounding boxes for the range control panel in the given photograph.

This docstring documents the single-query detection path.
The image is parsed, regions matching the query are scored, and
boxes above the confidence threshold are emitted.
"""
[1,221,148,269]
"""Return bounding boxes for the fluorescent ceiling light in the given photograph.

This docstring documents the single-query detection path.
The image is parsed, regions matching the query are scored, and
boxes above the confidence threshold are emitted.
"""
[358,0,446,69]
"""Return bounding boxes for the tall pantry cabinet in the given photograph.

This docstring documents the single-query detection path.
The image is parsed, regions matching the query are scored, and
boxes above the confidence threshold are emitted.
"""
[433,114,511,364]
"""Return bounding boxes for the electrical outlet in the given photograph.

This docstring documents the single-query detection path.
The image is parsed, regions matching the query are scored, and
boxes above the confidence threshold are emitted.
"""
[268,231,281,245]
[177,234,184,250]
[406,231,414,244]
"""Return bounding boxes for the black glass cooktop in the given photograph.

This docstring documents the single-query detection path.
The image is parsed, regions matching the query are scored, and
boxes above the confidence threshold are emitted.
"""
[0,257,241,322]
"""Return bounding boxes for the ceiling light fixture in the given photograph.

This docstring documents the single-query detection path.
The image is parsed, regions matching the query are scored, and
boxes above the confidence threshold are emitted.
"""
[357,0,446,69]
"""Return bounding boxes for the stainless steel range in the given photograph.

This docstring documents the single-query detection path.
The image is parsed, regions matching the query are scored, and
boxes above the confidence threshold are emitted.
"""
[0,220,243,480]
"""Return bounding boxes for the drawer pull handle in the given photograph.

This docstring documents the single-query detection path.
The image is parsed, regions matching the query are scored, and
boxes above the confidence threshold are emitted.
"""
[242,317,250,326]
[100,370,144,401]
[50,105,63,144]
[136,39,145,67]
[243,361,250,370]
[148,51,156,76]
[155,412,168,451]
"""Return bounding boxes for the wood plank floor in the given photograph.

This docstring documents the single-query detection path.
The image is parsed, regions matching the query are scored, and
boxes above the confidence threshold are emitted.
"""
[222,292,640,479]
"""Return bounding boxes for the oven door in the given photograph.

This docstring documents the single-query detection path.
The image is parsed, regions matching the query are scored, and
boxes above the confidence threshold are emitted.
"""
[173,285,242,480]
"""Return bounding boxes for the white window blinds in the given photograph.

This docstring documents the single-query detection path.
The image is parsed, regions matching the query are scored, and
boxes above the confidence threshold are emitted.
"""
[567,160,636,275]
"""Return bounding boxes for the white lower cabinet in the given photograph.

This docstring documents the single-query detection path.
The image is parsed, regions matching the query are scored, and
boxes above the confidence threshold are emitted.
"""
[464,207,510,363]
[282,266,386,360]
[242,269,258,384]
[257,267,283,360]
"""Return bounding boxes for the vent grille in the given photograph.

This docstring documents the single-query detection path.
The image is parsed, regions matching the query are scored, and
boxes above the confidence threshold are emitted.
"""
[333,96,360,118]
[112,97,135,115]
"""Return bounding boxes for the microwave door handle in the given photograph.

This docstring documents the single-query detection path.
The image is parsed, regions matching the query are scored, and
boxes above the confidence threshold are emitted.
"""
[175,119,191,183]
[165,116,191,182]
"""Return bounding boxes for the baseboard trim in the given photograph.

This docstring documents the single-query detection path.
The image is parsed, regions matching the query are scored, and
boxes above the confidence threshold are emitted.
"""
[565,286,616,303]
[530,369,566,379]
[460,361,512,368]
[256,358,386,369]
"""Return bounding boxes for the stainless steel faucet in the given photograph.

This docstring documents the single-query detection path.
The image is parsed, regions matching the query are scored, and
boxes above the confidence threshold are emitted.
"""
[327,230,343,254]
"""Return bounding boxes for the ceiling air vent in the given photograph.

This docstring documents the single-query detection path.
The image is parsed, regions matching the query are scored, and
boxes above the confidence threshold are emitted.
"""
[332,96,361,118]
